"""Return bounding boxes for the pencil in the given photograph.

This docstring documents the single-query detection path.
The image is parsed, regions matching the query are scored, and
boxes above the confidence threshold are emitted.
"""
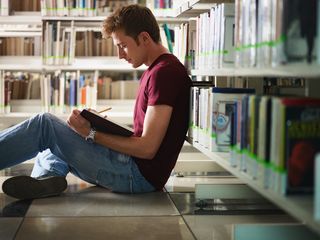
[98,107,112,114]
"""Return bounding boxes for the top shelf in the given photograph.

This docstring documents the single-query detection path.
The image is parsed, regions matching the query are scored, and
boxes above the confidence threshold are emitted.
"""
[174,0,233,17]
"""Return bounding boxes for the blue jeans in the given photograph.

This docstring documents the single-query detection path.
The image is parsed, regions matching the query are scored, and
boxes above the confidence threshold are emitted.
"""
[0,113,155,193]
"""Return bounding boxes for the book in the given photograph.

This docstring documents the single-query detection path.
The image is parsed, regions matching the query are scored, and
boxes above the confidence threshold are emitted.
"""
[80,109,133,137]
[210,87,255,152]
[282,98,320,194]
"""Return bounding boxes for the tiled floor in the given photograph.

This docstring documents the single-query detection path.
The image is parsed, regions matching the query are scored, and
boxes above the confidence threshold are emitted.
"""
[0,144,301,240]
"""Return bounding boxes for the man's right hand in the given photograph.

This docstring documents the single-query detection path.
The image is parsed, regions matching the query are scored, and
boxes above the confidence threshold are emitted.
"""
[67,109,91,138]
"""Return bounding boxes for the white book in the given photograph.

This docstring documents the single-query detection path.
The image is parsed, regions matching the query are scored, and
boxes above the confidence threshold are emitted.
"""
[57,0,64,16]
[1,0,9,16]
[257,96,271,188]
[248,0,257,67]
[270,0,285,67]
[208,7,215,69]
[40,0,47,16]
[68,21,76,64]
[44,21,49,65]
[55,21,61,65]
[213,5,221,68]
[48,22,54,65]
[220,3,235,68]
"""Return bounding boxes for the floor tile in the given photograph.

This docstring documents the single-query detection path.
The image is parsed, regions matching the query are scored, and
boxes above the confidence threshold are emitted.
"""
[16,216,195,240]
[183,215,298,240]
[27,186,179,217]
[165,176,241,193]
[0,218,23,240]
[169,192,286,215]
[181,142,201,153]
[0,194,32,217]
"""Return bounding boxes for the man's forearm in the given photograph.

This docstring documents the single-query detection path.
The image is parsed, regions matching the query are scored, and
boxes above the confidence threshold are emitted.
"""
[94,131,155,159]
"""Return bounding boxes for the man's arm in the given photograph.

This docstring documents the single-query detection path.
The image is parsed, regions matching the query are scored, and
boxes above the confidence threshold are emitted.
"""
[67,105,173,159]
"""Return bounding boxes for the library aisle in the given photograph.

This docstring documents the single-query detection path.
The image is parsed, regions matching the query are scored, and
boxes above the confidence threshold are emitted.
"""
[0,142,298,240]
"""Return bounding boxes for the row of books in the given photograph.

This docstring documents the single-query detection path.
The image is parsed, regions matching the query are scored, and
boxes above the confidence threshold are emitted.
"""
[0,0,40,15]
[97,76,139,100]
[190,86,320,196]
[41,71,97,113]
[1,27,118,59]
[0,70,139,114]
[74,31,116,57]
[42,20,173,65]
[43,21,75,65]
[41,71,139,113]
[3,72,41,100]
[174,3,235,70]
[40,0,137,17]
[0,37,41,56]
[235,0,318,67]
[174,0,318,70]
[1,72,41,113]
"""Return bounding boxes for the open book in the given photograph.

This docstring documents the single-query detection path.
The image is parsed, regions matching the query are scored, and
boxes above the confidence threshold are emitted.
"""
[80,109,133,137]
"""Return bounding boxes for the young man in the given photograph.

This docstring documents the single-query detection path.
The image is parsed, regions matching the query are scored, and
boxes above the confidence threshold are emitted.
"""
[0,4,191,199]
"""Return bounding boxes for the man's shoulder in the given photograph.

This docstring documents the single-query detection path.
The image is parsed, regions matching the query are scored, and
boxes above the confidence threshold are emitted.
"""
[152,55,186,74]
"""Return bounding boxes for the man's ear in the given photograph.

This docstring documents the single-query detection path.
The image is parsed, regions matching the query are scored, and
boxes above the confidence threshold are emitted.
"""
[140,31,151,44]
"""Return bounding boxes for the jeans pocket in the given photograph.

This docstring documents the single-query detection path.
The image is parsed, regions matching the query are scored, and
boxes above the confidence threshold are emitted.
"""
[96,169,133,193]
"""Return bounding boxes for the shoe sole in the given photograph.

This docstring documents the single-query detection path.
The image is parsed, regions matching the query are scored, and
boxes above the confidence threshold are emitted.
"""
[2,176,67,200]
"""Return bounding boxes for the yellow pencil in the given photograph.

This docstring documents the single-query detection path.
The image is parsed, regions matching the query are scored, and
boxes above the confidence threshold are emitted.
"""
[98,107,112,114]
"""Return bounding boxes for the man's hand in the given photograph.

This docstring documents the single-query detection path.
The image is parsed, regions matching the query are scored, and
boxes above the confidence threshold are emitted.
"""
[67,109,91,138]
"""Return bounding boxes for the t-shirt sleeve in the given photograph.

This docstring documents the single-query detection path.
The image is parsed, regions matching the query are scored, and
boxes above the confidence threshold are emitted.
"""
[147,66,181,107]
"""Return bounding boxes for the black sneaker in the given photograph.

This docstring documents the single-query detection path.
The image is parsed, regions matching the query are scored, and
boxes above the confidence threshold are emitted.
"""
[2,175,67,200]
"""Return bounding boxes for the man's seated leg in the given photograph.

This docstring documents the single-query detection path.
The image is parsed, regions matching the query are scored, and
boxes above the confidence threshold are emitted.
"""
[2,149,69,200]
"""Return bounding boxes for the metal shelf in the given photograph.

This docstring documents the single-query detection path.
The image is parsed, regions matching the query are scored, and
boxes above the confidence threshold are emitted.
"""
[174,0,233,17]
[191,141,319,236]
[191,63,320,77]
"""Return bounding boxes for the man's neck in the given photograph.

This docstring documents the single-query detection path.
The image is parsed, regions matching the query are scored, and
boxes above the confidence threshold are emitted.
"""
[144,44,169,66]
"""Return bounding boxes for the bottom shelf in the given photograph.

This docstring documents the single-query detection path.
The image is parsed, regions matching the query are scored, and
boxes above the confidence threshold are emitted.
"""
[191,141,319,236]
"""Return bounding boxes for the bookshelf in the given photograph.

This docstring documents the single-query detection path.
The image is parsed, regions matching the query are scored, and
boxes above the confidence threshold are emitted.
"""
[0,0,148,118]
[174,0,320,237]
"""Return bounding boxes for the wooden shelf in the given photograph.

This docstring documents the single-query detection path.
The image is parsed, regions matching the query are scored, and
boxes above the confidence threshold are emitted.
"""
[0,31,41,37]
[0,99,135,129]
[41,16,107,21]
[0,56,147,71]
[0,56,42,71]
[191,63,320,77]
[191,141,320,236]
[44,57,147,71]
[0,15,41,24]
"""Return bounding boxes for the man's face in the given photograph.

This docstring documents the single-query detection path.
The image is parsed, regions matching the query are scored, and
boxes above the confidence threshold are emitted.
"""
[111,29,145,68]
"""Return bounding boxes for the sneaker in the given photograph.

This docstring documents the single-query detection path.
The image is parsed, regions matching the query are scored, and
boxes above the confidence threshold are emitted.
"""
[2,175,67,200]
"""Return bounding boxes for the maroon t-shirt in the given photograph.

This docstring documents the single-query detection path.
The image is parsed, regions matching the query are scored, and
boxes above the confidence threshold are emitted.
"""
[133,53,192,190]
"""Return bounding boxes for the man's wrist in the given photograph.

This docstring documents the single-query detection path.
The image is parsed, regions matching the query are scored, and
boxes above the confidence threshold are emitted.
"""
[85,128,96,143]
